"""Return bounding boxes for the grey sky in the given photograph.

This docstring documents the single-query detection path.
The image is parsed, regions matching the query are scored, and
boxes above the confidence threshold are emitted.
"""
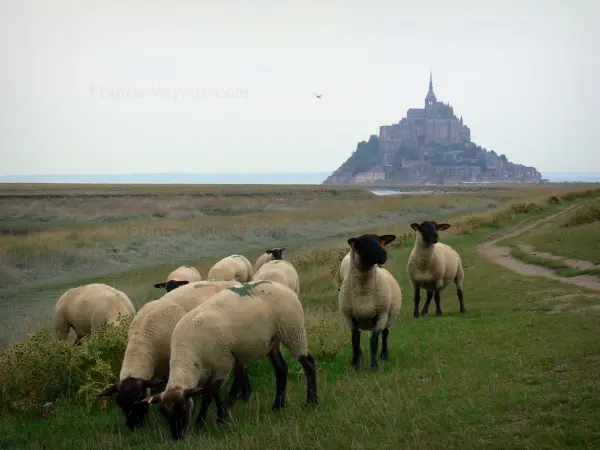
[0,0,598,175]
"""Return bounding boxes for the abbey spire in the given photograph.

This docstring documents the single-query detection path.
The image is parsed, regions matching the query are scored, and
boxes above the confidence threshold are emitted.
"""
[425,69,437,107]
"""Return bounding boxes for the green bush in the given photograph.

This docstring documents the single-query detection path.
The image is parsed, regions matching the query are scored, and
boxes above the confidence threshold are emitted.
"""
[562,199,600,228]
[0,316,131,416]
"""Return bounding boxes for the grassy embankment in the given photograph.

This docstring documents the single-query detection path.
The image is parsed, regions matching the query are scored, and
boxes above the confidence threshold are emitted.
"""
[1,183,599,449]
[500,195,600,278]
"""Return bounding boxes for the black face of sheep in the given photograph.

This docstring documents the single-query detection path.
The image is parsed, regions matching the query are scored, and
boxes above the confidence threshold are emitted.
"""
[97,377,164,431]
[139,388,202,440]
[266,248,285,260]
[153,280,190,293]
[348,234,396,271]
[411,221,451,245]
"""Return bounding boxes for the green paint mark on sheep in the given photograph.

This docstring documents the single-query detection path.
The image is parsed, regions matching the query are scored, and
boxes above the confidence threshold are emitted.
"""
[228,280,271,297]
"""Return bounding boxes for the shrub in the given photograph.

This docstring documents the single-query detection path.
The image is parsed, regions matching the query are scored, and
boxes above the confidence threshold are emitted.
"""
[548,195,561,205]
[560,188,600,202]
[0,317,131,417]
[562,199,600,228]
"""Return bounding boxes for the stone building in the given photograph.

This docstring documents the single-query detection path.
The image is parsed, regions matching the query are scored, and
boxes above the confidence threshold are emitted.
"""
[353,166,386,183]
[379,72,471,164]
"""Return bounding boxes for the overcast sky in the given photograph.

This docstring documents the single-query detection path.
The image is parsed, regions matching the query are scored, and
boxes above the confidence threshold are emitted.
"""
[0,0,598,175]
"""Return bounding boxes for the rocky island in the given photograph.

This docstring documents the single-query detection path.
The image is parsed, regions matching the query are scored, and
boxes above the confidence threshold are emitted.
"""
[323,72,542,185]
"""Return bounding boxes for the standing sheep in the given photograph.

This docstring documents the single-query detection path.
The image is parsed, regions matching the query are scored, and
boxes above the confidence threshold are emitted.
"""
[154,266,202,293]
[407,221,466,318]
[54,283,135,344]
[338,252,384,291]
[97,280,252,431]
[207,254,253,282]
[254,247,285,273]
[138,280,319,441]
[338,234,402,372]
[253,259,300,294]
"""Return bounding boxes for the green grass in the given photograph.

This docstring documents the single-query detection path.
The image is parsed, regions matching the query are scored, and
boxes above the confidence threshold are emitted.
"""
[500,199,600,265]
[509,247,600,278]
[2,198,600,449]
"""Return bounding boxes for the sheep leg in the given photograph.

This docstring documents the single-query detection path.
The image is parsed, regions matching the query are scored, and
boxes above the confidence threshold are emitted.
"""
[298,353,319,405]
[413,286,421,318]
[434,290,443,316]
[370,330,381,372]
[239,365,252,402]
[421,291,434,316]
[225,366,245,408]
[214,389,229,424]
[267,346,288,410]
[457,288,466,313]
[350,318,361,370]
[74,335,82,346]
[380,328,389,361]
[195,381,220,429]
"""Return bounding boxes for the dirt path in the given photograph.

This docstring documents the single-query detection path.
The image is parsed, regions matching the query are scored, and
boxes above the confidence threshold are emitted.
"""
[516,243,600,270]
[478,205,600,291]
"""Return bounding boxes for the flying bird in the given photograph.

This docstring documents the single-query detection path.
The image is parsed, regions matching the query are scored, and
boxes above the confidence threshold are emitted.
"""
[313,93,323,99]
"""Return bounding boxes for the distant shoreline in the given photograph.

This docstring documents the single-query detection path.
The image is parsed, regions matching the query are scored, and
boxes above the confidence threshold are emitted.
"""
[0,172,598,184]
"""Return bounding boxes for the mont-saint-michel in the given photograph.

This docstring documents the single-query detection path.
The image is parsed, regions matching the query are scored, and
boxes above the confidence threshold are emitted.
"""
[323,73,542,185]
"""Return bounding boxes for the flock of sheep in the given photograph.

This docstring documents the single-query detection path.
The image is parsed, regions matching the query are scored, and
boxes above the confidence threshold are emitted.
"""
[51,220,466,440]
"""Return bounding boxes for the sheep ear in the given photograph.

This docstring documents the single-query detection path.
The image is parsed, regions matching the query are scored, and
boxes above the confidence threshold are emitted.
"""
[183,387,204,398]
[97,383,118,398]
[379,234,396,246]
[154,283,166,288]
[174,280,189,287]
[437,223,451,231]
[348,238,358,249]
[280,248,285,252]
[265,249,273,254]
[410,223,420,231]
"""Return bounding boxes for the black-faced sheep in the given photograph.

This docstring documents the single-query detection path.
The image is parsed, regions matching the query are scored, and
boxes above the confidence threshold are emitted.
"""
[153,266,202,293]
[407,221,466,318]
[207,255,254,282]
[138,280,319,440]
[97,280,252,431]
[253,259,300,294]
[54,283,135,345]
[338,234,402,372]
[254,247,285,272]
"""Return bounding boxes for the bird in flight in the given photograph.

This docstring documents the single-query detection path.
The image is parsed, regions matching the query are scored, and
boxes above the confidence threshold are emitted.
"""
[313,93,323,99]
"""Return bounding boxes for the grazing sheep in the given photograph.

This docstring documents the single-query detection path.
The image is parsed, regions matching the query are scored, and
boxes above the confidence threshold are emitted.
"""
[338,234,402,372]
[154,266,202,293]
[254,247,285,273]
[207,254,253,282]
[253,259,300,294]
[97,280,253,431]
[54,283,135,345]
[407,221,466,318]
[138,280,319,441]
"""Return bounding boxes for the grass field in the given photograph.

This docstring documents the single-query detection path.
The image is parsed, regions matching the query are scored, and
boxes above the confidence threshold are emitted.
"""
[1,182,600,449]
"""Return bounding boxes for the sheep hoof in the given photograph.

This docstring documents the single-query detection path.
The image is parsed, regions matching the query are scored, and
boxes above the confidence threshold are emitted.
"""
[435,311,443,316]
[380,352,389,361]
[420,309,428,316]
[460,308,467,313]
[351,362,360,371]
[370,363,380,372]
